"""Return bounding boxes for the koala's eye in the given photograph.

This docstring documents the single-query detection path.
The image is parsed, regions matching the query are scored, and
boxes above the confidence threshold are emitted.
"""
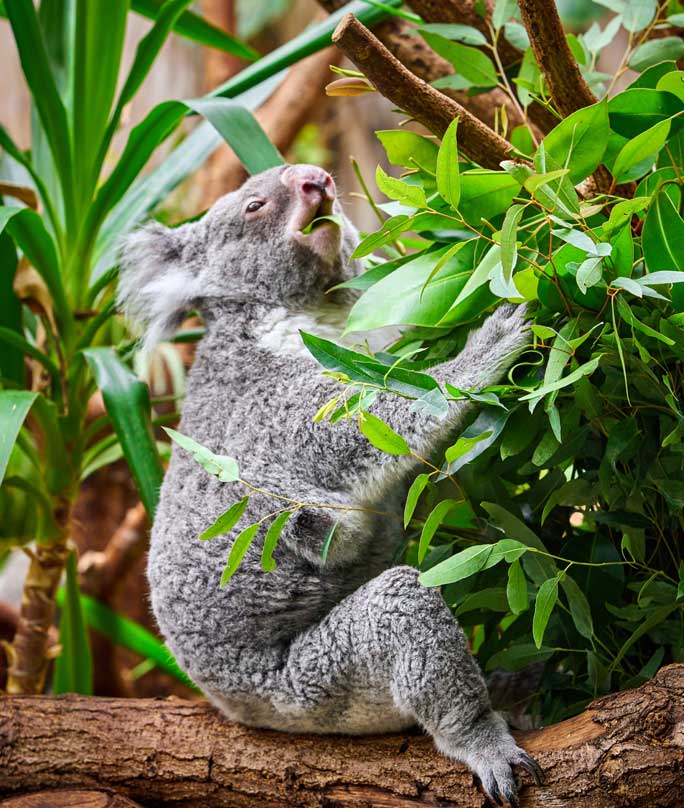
[245,200,265,213]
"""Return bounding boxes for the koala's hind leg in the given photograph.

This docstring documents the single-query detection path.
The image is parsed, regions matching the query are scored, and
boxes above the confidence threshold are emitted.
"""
[268,566,541,805]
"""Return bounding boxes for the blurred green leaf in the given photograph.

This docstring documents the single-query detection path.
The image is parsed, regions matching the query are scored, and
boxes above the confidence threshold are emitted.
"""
[0,390,38,485]
[359,411,411,455]
[53,551,93,695]
[84,348,164,518]
[533,576,559,648]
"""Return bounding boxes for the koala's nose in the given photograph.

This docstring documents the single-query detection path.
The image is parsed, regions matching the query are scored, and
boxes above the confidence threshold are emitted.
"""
[281,164,336,202]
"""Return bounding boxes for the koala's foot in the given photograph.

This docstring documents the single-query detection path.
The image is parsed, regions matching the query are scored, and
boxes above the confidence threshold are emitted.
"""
[435,710,543,807]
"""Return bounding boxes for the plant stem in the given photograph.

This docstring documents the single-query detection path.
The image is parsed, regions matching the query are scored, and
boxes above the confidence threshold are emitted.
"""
[6,533,70,694]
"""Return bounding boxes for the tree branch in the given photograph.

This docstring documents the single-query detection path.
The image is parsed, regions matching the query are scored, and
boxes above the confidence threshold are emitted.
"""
[318,0,531,132]
[517,0,596,118]
[0,666,682,806]
[332,14,520,170]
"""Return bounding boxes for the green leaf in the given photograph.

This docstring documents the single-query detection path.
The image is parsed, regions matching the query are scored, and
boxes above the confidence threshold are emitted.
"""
[458,170,521,224]
[445,432,492,465]
[131,0,259,61]
[609,603,680,671]
[375,166,427,208]
[447,244,502,313]
[71,0,129,208]
[492,0,517,30]
[622,0,657,32]
[420,526,489,578]
[542,100,609,183]
[629,37,684,72]
[520,355,603,401]
[58,589,196,688]
[642,189,684,272]
[485,643,554,672]
[4,0,74,222]
[301,332,438,399]
[0,233,22,385]
[442,408,511,473]
[350,215,415,260]
[533,576,559,648]
[199,496,249,541]
[261,510,294,572]
[421,32,498,87]
[415,23,487,46]
[500,203,524,285]
[359,411,411,455]
[608,89,683,138]
[188,98,284,175]
[53,551,93,696]
[0,326,61,388]
[507,559,528,614]
[83,348,164,518]
[436,118,460,209]
[376,130,439,171]
[560,573,594,639]
[404,473,430,528]
[348,242,493,332]
[612,118,672,181]
[0,390,38,486]
[163,426,240,482]
[97,0,193,177]
[221,523,260,586]
[0,206,69,332]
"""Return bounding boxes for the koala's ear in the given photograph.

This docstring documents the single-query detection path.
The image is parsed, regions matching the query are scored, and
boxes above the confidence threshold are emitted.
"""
[117,221,202,355]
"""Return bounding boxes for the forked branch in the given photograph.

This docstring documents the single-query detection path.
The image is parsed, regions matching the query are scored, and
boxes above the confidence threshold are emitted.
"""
[518,0,597,117]
[332,14,520,170]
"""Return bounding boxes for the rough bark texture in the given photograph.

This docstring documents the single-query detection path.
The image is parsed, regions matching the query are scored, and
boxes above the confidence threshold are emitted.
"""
[6,540,69,695]
[332,14,519,170]
[1,665,682,807]
[517,0,596,118]
[0,791,143,808]
[317,0,530,132]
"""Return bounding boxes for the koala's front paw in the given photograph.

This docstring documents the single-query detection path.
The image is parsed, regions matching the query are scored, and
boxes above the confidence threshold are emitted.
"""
[437,711,543,807]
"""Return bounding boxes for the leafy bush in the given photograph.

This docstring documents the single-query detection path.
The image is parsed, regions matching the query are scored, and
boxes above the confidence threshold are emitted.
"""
[307,7,684,722]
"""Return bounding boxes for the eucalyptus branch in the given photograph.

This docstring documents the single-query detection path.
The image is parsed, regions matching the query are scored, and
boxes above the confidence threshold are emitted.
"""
[517,0,597,119]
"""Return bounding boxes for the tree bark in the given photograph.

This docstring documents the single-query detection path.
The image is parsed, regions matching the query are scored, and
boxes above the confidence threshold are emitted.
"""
[0,665,682,807]
[332,14,519,171]
[0,791,143,808]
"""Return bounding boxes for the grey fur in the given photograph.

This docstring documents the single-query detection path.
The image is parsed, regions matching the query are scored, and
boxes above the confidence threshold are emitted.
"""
[118,164,538,804]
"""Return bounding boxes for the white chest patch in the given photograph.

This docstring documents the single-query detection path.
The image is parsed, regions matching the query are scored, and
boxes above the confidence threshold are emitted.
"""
[254,305,397,360]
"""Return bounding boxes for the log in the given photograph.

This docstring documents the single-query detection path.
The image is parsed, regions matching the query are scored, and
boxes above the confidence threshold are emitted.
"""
[0,791,143,808]
[0,665,683,807]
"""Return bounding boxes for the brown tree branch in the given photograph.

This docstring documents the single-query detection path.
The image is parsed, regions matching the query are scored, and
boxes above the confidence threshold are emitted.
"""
[0,665,682,806]
[332,14,520,170]
[318,0,531,132]
[517,0,596,118]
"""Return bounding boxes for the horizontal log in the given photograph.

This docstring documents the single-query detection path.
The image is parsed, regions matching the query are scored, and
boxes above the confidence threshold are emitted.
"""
[0,665,683,807]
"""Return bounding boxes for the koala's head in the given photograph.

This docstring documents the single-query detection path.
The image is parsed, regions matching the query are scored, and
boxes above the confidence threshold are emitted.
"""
[117,164,361,352]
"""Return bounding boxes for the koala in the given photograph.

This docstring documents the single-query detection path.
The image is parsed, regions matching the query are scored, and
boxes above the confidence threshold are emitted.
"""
[118,163,540,806]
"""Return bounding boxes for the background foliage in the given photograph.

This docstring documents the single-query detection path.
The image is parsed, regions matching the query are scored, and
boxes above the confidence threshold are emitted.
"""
[302,0,684,722]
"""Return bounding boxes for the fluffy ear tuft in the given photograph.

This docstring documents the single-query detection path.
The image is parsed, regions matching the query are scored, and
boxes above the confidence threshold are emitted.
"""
[117,221,201,356]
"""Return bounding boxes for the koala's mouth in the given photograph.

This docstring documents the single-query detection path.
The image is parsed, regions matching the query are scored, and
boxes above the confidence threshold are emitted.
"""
[291,197,341,262]
[295,196,336,233]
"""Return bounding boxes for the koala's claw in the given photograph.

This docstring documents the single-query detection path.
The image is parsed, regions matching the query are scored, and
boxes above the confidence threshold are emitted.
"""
[513,750,544,786]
